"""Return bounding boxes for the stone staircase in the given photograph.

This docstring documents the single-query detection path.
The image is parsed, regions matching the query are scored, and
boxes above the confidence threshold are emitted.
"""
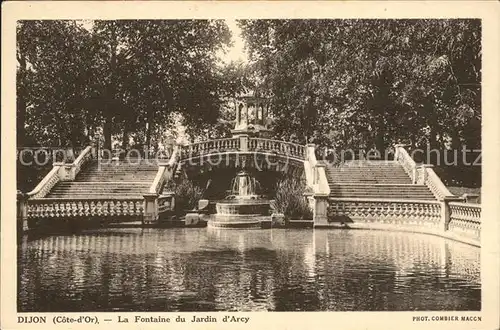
[46,159,158,199]
[322,160,436,200]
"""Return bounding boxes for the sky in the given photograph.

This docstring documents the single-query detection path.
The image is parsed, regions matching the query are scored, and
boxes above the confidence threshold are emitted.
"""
[220,20,249,64]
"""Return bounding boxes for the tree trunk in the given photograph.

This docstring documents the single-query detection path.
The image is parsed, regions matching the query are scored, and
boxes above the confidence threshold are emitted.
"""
[104,25,118,153]
[103,111,112,151]
[17,54,28,147]
[145,108,155,153]
[17,93,27,147]
[122,124,130,150]
[375,128,385,156]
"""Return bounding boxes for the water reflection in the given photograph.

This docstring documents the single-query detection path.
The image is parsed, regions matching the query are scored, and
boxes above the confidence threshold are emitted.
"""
[18,229,480,312]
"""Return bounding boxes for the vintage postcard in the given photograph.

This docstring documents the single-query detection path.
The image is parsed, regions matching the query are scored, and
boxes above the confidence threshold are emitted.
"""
[1,1,499,330]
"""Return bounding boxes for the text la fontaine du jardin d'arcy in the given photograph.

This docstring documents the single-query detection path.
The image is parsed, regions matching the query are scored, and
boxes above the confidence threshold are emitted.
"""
[117,315,249,324]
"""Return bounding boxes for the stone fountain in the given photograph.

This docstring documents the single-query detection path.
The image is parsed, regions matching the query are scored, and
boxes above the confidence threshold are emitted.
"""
[208,171,271,229]
[206,90,273,229]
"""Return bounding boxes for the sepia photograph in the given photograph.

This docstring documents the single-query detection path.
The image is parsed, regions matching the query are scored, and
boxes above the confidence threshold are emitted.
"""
[2,1,499,329]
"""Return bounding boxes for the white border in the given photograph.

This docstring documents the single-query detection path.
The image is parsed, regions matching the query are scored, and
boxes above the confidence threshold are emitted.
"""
[2,2,499,330]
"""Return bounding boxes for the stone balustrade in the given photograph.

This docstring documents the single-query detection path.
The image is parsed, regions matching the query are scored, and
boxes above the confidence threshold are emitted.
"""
[421,165,455,200]
[395,144,418,184]
[326,197,481,245]
[303,144,330,225]
[180,137,240,160]
[158,193,175,214]
[27,198,145,218]
[27,166,61,199]
[395,144,454,200]
[179,136,307,162]
[149,146,179,194]
[248,138,306,159]
[26,146,95,201]
[143,149,179,223]
[448,202,481,239]
[328,198,442,226]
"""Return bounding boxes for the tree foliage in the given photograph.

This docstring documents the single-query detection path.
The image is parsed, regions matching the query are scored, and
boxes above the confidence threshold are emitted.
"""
[239,19,481,153]
[17,20,232,149]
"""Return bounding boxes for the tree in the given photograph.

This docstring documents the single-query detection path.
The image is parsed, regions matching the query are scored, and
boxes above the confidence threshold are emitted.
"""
[17,20,232,151]
[239,19,481,155]
[17,20,95,147]
[90,20,231,150]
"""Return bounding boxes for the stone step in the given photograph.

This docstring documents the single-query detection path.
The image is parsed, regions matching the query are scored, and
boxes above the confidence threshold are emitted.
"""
[76,174,156,178]
[328,191,433,196]
[75,178,155,182]
[328,177,412,182]
[328,183,428,187]
[328,188,432,193]
[46,194,144,198]
[326,172,409,175]
[325,171,408,175]
[328,186,432,191]
[80,169,156,172]
[50,189,149,193]
[56,182,150,185]
[329,192,434,197]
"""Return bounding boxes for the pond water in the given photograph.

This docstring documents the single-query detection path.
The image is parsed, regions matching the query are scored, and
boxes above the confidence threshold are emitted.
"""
[18,228,480,311]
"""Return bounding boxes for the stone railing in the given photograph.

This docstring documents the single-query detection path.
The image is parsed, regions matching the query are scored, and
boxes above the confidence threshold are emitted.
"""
[180,137,240,160]
[395,144,454,200]
[328,198,442,227]
[27,197,145,219]
[448,202,481,239]
[248,138,306,159]
[26,146,95,200]
[303,144,330,224]
[72,146,93,177]
[26,166,61,199]
[304,144,329,194]
[325,197,481,245]
[158,192,175,214]
[144,148,178,223]
[149,146,179,194]
[179,136,307,162]
[394,144,418,184]
[420,165,455,200]
[304,144,317,187]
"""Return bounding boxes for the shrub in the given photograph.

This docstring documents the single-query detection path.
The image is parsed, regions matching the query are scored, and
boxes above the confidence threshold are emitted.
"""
[174,177,204,213]
[271,176,313,220]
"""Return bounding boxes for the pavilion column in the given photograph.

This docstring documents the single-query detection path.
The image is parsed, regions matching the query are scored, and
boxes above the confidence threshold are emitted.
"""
[245,103,249,124]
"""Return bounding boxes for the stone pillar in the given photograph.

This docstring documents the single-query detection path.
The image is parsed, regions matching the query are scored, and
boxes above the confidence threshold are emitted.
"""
[244,103,249,125]
[439,196,463,232]
[52,162,74,181]
[239,134,249,152]
[463,193,480,204]
[143,193,159,224]
[236,102,241,127]
[306,144,316,162]
[17,191,28,232]
[313,195,329,227]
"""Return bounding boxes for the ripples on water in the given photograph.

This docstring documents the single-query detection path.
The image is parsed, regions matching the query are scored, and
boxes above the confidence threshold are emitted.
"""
[18,228,480,311]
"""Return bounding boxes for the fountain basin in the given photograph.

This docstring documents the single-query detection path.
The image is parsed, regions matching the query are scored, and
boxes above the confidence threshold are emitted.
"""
[209,170,271,229]
[207,215,264,229]
[215,199,270,216]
